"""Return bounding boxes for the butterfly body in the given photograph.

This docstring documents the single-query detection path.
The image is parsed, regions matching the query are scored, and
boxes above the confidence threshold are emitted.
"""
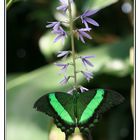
[34,89,124,138]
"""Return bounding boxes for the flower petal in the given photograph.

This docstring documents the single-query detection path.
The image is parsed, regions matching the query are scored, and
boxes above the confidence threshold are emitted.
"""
[83,59,94,67]
[53,22,61,30]
[57,51,70,58]
[79,28,91,32]
[84,10,98,17]
[80,86,89,93]
[53,27,67,43]
[54,34,63,43]
[79,34,85,43]
[83,20,89,28]
[54,63,66,67]
[81,71,93,81]
[82,59,87,67]
[46,22,58,28]
[79,31,92,39]
[60,76,70,85]
[59,0,66,4]
[67,88,75,94]
[85,17,99,26]
[83,55,96,59]
[46,23,55,28]
[56,5,68,12]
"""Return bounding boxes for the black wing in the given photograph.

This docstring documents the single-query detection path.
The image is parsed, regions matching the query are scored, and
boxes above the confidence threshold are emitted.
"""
[77,89,124,134]
[33,92,76,136]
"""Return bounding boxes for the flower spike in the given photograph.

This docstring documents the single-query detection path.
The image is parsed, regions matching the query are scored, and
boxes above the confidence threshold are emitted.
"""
[45,0,99,92]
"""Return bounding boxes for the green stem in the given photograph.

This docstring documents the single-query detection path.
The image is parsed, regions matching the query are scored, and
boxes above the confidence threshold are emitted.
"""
[68,0,77,89]
[6,0,14,10]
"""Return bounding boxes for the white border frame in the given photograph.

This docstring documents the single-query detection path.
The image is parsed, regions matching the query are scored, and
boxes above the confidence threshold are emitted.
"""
[0,0,5,140]
[1,0,137,140]
[136,0,139,140]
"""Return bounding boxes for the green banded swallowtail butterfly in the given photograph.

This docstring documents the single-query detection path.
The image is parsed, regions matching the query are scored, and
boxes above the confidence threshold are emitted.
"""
[34,89,124,140]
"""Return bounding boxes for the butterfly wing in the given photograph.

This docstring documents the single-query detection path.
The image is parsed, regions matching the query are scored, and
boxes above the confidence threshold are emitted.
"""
[33,93,56,117]
[34,92,76,135]
[76,90,97,123]
[96,89,124,114]
[77,89,124,133]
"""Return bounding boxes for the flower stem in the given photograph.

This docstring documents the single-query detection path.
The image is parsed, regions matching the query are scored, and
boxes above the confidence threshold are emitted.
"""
[68,0,77,89]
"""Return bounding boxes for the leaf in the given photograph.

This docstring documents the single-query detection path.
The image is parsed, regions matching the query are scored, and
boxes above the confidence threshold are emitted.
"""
[7,121,49,140]
[83,0,119,10]
[7,73,24,82]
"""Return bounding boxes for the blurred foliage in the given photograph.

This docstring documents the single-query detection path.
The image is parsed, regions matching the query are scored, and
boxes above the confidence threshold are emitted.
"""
[83,0,119,10]
[7,0,134,140]
[39,32,68,60]
[7,36,133,91]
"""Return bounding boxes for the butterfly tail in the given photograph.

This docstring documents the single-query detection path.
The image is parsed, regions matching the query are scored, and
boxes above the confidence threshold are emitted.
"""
[82,131,93,140]
[88,131,93,140]
[65,134,69,140]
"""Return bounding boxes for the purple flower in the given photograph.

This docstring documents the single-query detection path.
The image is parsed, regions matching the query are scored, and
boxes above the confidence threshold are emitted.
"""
[57,51,70,58]
[76,28,92,43]
[55,62,69,73]
[79,86,89,93]
[80,55,95,68]
[56,0,73,13]
[81,10,99,28]
[53,27,67,43]
[46,21,61,31]
[81,71,93,81]
[59,76,70,85]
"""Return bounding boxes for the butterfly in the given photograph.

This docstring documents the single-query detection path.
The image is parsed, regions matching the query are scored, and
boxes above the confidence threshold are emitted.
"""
[34,89,124,140]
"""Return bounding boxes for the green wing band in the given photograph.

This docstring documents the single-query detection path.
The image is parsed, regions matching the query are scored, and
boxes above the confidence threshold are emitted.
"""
[49,93,74,124]
[79,89,104,123]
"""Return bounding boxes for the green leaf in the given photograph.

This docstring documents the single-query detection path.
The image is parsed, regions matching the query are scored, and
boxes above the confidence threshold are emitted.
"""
[7,73,24,82]
[7,120,49,140]
[84,0,119,10]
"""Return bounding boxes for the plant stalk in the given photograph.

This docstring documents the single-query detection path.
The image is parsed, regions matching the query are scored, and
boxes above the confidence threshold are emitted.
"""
[68,0,77,89]
[6,0,13,10]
